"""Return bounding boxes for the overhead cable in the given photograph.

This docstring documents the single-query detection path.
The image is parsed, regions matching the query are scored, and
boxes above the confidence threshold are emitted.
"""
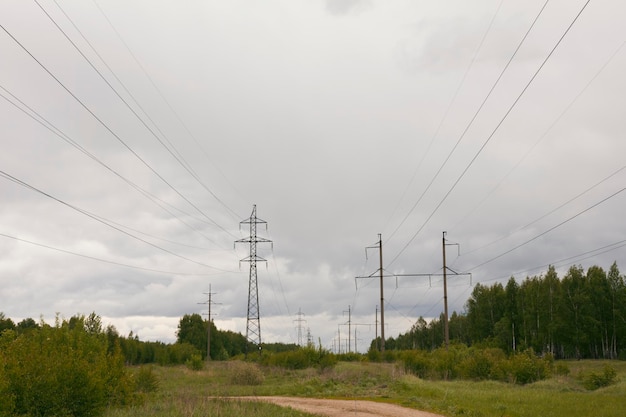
[450,40,626,235]
[90,0,245,218]
[388,0,591,267]
[383,0,507,239]
[0,232,219,276]
[0,169,237,273]
[0,83,227,249]
[45,0,242,222]
[466,187,625,272]
[0,22,236,239]
[386,0,552,246]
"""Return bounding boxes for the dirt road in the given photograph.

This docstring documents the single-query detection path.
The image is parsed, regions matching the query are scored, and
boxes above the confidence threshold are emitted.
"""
[230,396,445,417]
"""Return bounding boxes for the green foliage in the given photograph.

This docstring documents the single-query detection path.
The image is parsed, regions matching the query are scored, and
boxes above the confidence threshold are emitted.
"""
[391,262,626,360]
[398,346,551,385]
[555,362,570,376]
[228,361,265,385]
[176,313,207,357]
[185,354,205,371]
[580,364,618,390]
[133,366,159,393]
[400,349,431,378]
[0,312,16,334]
[458,347,506,380]
[336,351,362,362]
[506,349,551,385]
[0,314,136,417]
[261,346,337,370]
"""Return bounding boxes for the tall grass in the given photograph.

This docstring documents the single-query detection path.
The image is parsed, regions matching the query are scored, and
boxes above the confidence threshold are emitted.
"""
[105,360,626,417]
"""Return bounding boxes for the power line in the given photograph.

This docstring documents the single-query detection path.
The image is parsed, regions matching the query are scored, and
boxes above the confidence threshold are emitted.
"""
[0,21,236,239]
[42,0,242,222]
[449,40,626,237]
[0,169,236,272]
[0,232,218,276]
[383,0,506,239]
[90,0,245,217]
[0,83,228,249]
[385,0,552,246]
[388,0,591,267]
[463,164,626,257]
[477,239,626,285]
[466,187,625,272]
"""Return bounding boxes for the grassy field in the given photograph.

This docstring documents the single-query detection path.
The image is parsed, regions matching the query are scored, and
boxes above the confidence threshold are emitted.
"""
[105,360,626,417]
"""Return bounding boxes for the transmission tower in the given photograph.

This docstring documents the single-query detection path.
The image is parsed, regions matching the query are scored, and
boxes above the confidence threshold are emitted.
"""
[235,204,272,355]
[294,308,306,346]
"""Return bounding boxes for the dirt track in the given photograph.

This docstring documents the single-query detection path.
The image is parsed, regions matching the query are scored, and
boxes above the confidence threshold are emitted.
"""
[230,396,445,417]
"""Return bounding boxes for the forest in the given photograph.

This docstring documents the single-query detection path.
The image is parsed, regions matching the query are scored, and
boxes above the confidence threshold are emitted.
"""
[384,262,626,360]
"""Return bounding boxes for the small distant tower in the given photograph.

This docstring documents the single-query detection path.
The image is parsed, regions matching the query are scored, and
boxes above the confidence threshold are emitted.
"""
[235,205,272,355]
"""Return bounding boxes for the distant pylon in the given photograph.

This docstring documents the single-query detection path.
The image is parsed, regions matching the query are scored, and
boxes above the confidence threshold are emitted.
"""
[294,308,306,346]
[235,204,272,355]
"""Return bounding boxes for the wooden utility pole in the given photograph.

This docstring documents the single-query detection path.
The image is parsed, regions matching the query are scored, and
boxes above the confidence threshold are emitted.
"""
[343,305,352,353]
[200,284,220,361]
[207,285,212,360]
[375,305,378,351]
[355,235,386,352]
[378,234,385,353]
[442,231,460,350]
[442,232,449,350]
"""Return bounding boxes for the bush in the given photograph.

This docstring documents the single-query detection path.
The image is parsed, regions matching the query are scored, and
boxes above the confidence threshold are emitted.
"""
[400,350,431,378]
[431,345,469,380]
[555,362,570,376]
[580,365,618,390]
[228,362,265,385]
[262,347,337,370]
[506,349,550,385]
[367,348,382,362]
[134,366,159,393]
[459,348,506,380]
[1,316,136,417]
[186,354,205,371]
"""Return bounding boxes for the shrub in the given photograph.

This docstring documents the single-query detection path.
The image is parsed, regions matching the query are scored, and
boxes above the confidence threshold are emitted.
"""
[262,347,337,370]
[506,349,550,385]
[134,366,159,393]
[1,316,136,416]
[367,348,382,362]
[400,350,431,378]
[555,362,570,376]
[431,345,469,380]
[186,354,205,371]
[580,365,618,390]
[459,348,506,380]
[228,362,265,385]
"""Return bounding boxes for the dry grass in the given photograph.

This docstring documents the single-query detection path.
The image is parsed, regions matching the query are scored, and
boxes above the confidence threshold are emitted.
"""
[106,360,626,417]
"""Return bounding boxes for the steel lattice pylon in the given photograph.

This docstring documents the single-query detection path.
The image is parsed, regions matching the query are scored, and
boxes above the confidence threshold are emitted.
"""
[235,205,272,355]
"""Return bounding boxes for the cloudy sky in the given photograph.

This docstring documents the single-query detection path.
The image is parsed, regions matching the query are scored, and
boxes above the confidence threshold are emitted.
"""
[1,0,625,352]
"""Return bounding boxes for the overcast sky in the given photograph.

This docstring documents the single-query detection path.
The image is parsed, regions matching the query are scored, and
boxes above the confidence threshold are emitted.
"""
[1,0,625,352]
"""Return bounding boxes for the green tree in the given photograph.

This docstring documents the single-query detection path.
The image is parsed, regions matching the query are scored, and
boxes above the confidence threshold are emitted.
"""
[541,266,561,355]
[607,262,626,358]
[0,313,16,334]
[2,315,134,416]
[586,265,610,358]
[466,283,506,343]
[559,265,591,358]
[177,313,208,358]
[16,317,38,333]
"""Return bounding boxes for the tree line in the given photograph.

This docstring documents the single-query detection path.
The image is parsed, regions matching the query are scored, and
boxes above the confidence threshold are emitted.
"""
[1,311,296,367]
[383,262,626,359]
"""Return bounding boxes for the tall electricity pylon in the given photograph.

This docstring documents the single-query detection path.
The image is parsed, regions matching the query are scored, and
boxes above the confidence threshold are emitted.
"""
[235,204,272,355]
